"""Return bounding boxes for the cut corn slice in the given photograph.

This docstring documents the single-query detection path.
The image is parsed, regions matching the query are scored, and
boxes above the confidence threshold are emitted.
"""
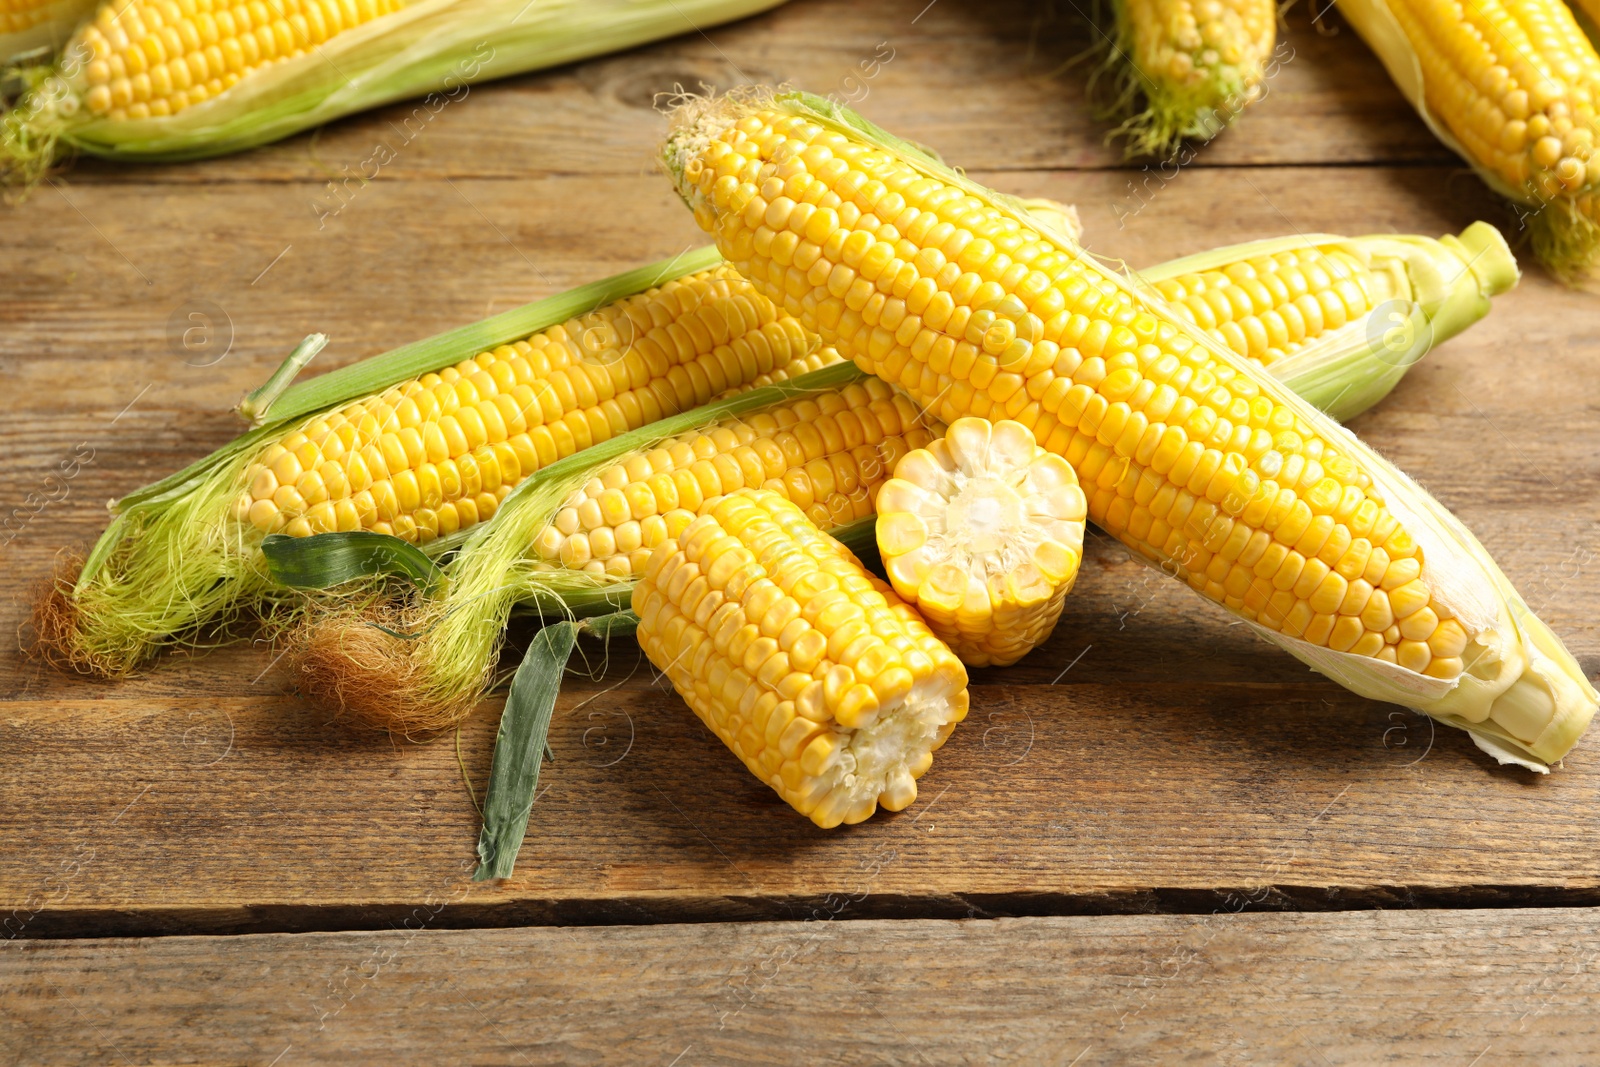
[1336,0,1600,281]
[662,89,1597,767]
[878,418,1087,667]
[238,265,819,544]
[633,488,970,828]
[1105,0,1278,156]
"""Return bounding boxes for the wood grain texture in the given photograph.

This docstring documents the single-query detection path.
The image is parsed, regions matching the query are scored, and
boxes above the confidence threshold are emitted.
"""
[2,5,1598,941]
[7,909,1600,1065]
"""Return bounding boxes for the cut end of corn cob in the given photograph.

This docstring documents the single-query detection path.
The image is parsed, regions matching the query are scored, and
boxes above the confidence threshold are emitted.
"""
[663,89,1597,766]
[878,418,1087,667]
[1097,0,1278,157]
[633,488,970,828]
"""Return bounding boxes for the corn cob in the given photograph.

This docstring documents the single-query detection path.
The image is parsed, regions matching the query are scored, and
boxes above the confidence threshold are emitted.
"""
[34,251,824,676]
[1135,225,1518,421]
[662,90,1596,768]
[1,0,787,187]
[1,0,93,60]
[1336,0,1600,281]
[1101,0,1278,156]
[877,418,1087,667]
[633,488,970,828]
[234,265,815,546]
[535,376,933,577]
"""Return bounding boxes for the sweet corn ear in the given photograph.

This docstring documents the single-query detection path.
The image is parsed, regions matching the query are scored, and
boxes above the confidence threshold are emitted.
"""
[878,418,1087,667]
[634,488,970,828]
[662,90,1596,767]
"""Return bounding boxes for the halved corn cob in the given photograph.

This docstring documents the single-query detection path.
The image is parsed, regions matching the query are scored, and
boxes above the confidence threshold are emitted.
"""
[877,418,1088,667]
[634,487,970,828]
[1102,0,1279,156]
[1336,0,1600,280]
[1,0,786,187]
[662,89,1596,768]
[35,252,824,676]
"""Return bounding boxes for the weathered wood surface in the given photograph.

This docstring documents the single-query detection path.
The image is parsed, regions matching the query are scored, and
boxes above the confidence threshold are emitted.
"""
[2,0,1598,944]
[8,909,1600,1065]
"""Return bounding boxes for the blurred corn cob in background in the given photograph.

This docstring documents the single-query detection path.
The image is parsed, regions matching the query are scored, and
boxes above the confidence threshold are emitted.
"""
[279,216,1515,734]
[1,0,92,62]
[1,0,786,187]
[1335,0,1600,281]
[1095,0,1279,157]
[31,251,831,676]
[662,88,1596,769]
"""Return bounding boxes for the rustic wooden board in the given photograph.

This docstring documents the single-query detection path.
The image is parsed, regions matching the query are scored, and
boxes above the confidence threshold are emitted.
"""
[2,1,1598,947]
[7,909,1600,1064]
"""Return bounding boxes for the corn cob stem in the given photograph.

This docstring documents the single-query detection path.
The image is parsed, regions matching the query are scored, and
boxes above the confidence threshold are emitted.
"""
[661,88,1596,768]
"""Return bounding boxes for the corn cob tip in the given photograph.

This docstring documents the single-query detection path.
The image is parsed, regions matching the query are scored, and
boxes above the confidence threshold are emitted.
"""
[23,556,100,675]
[282,595,476,737]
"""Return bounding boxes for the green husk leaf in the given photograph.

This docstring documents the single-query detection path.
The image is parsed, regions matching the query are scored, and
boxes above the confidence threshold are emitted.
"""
[473,618,576,881]
[262,531,444,594]
[42,247,720,675]
[4,0,786,187]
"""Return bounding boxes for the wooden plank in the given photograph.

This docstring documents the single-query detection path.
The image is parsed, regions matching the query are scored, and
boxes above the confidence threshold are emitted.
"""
[6,909,1600,1064]
[3,161,1597,936]
[41,0,1448,190]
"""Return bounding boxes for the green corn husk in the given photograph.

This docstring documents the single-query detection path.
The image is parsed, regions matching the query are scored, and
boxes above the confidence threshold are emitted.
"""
[1089,0,1281,158]
[0,0,94,65]
[2,0,785,188]
[1130,222,1520,422]
[1335,0,1600,284]
[28,247,723,676]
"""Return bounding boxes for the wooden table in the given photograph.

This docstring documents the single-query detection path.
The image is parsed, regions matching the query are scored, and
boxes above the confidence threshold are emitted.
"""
[5,0,1600,1061]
